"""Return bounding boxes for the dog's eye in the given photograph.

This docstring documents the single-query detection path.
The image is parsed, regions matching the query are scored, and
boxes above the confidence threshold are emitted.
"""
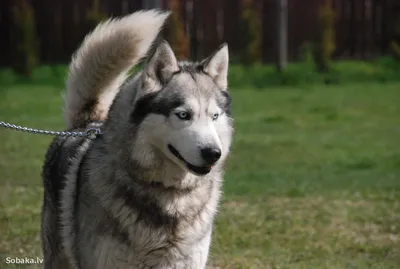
[176,111,191,120]
[212,113,219,121]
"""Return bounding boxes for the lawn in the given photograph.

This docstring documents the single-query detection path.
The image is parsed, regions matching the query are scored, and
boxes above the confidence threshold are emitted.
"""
[0,83,399,269]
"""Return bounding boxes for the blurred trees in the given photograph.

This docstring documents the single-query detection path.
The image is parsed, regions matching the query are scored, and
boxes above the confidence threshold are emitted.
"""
[313,0,335,72]
[276,0,288,71]
[166,0,190,60]
[238,0,261,65]
[0,0,397,68]
[390,17,400,61]
[87,0,108,29]
[10,0,39,77]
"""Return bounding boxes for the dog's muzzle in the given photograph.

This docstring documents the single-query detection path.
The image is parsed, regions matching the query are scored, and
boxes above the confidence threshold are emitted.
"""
[168,144,213,175]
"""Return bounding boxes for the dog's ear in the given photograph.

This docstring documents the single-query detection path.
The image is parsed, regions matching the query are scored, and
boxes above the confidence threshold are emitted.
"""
[143,40,180,87]
[201,43,229,91]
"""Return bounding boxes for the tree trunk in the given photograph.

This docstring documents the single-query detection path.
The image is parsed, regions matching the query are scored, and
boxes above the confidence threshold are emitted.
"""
[277,0,288,72]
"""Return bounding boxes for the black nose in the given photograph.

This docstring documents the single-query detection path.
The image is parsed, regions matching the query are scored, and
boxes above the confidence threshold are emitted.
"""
[201,147,222,165]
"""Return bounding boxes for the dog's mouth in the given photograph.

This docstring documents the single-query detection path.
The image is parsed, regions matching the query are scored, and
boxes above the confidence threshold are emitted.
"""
[168,144,212,175]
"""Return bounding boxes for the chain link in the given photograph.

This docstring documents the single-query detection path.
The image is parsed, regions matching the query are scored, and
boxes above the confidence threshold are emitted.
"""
[0,121,102,139]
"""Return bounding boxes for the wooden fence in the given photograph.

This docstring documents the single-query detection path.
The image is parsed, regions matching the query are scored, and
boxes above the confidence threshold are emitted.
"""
[0,0,398,67]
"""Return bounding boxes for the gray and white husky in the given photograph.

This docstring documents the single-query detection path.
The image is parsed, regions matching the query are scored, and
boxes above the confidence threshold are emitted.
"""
[41,9,234,269]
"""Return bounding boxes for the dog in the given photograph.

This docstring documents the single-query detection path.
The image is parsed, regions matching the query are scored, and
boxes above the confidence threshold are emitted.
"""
[41,9,234,269]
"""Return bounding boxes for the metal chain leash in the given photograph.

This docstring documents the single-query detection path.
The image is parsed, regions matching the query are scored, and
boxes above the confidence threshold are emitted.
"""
[0,121,102,139]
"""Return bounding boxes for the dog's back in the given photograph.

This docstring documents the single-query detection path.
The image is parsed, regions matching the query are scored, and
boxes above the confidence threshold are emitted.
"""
[41,134,89,269]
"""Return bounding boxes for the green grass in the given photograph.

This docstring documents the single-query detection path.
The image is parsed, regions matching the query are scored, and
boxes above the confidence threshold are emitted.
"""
[0,83,400,269]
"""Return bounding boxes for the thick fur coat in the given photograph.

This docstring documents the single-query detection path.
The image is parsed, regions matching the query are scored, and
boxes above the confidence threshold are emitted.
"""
[41,9,234,269]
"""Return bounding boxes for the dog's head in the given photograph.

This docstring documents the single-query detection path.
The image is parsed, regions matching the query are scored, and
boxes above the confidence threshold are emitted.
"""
[131,41,233,176]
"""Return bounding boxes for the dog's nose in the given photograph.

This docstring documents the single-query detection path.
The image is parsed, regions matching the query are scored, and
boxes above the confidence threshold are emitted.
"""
[201,147,221,165]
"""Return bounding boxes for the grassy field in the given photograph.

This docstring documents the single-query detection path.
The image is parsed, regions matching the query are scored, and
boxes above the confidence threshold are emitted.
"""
[0,83,399,269]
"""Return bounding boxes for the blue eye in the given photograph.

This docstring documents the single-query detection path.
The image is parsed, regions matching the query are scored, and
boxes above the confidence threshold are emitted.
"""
[212,113,219,121]
[176,111,191,120]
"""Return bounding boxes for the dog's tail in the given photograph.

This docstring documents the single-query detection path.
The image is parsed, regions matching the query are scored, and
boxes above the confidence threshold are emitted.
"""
[63,10,170,129]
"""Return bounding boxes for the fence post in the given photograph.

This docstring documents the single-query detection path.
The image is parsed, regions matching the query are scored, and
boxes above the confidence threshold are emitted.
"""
[142,0,162,9]
[277,0,288,71]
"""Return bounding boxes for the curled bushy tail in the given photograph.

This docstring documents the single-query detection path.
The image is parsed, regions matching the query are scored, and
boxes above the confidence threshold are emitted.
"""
[64,10,170,129]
